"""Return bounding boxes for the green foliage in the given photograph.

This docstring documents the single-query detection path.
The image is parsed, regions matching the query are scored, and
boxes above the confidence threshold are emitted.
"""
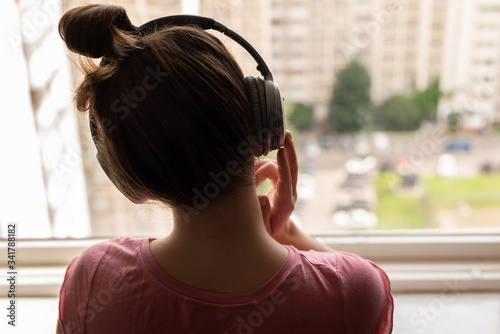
[447,111,462,133]
[412,78,441,121]
[374,78,442,131]
[328,59,371,133]
[287,102,313,132]
[373,95,422,131]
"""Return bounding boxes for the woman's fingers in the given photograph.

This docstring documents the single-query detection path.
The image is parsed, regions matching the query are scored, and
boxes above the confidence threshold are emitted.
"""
[254,159,279,187]
[252,136,298,239]
[254,159,274,170]
[284,131,298,200]
[276,148,292,198]
[269,147,295,221]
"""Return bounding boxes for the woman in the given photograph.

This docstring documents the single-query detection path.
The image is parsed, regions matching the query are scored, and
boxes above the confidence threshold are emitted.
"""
[57,4,393,333]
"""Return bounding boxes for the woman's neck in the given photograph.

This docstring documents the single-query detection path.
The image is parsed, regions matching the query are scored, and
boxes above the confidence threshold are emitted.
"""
[149,188,289,293]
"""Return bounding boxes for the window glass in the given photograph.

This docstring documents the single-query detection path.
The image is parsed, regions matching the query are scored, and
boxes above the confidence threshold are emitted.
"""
[3,0,500,239]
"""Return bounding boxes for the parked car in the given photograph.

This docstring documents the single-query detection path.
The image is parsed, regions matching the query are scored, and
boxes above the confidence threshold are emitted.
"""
[344,155,377,174]
[331,200,378,229]
[340,172,370,189]
[437,153,458,177]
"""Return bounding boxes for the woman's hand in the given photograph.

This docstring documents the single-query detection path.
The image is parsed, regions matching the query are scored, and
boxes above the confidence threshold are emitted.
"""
[254,130,298,242]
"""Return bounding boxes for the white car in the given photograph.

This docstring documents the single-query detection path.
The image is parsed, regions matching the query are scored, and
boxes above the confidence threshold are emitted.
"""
[331,208,378,230]
[331,200,378,229]
[344,155,377,174]
[437,153,458,177]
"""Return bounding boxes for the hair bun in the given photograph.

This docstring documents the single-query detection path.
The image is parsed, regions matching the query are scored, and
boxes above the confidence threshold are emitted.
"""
[59,4,139,59]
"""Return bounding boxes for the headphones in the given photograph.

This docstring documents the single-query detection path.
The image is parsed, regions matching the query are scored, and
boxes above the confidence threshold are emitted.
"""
[91,15,285,157]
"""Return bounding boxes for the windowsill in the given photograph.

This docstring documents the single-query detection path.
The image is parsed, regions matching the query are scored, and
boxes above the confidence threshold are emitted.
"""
[314,232,500,261]
[0,233,499,296]
[315,232,500,292]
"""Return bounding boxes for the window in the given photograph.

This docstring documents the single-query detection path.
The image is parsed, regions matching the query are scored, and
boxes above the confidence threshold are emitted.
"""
[6,0,500,236]
[430,56,440,65]
[385,37,395,45]
[408,20,417,29]
[3,0,499,303]
[432,22,443,30]
[409,2,419,10]
[434,4,445,12]
[383,54,394,62]
[432,39,442,47]
[406,53,415,62]
[335,0,346,9]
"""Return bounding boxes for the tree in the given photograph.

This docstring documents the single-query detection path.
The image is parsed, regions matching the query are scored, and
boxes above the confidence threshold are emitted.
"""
[328,59,371,133]
[447,111,462,134]
[373,95,422,131]
[374,78,443,131]
[287,102,313,131]
[411,78,442,122]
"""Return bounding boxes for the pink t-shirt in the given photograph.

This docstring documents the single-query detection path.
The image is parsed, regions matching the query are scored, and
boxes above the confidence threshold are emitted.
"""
[59,236,393,333]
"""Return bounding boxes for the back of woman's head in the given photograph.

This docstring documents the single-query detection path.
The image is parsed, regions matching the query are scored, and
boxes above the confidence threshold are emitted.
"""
[59,4,255,207]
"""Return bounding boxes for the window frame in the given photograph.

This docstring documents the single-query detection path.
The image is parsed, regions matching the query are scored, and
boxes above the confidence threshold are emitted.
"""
[1,231,499,297]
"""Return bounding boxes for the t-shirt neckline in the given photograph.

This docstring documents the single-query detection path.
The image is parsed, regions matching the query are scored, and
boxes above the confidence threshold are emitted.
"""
[140,238,297,305]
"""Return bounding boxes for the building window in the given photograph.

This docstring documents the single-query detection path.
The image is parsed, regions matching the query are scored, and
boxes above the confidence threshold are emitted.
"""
[384,54,394,62]
[409,1,419,10]
[432,22,443,30]
[432,39,442,47]
[385,37,395,45]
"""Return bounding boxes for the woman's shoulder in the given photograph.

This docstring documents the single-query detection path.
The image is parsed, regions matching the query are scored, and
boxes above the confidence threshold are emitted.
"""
[78,236,144,260]
[290,246,382,273]
[65,236,146,279]
[289,247,393,305]
[290,247,393,333]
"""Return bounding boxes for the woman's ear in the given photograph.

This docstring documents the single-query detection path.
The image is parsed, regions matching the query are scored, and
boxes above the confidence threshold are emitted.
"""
[132,197,149,204]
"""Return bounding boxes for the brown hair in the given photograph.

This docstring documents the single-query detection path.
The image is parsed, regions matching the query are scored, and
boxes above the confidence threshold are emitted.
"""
[59,4,255,207]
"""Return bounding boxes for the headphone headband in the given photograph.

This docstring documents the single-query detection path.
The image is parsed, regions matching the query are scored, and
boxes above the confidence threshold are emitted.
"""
[138,15,273,80]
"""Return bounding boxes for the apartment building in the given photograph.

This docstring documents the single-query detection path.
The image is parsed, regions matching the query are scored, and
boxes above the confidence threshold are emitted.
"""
[269,0,500,126]
[439,0,500,127]
[266,0,451,119]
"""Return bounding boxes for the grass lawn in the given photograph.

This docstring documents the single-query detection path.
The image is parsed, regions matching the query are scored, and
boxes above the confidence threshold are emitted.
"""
[374,173,429,229]
[375,172,500,229]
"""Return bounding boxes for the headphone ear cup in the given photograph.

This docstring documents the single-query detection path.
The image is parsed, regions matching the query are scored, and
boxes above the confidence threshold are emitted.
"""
[263,79,286,150]
[245,76,267,156]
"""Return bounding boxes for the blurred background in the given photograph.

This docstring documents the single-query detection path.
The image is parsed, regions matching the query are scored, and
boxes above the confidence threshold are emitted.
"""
[1,0,500,333]
[3,0,500,239]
